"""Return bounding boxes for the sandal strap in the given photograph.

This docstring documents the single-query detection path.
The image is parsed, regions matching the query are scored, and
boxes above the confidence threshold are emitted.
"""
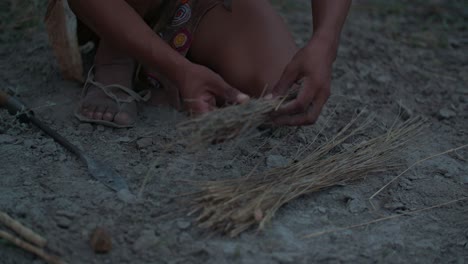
[82,66,151,107]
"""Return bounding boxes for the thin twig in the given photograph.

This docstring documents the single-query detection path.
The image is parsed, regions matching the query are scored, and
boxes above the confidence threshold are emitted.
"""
[303,197,468,239]
[369,144,468,208]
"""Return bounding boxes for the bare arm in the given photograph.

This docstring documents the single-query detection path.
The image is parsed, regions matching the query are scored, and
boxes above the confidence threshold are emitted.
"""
[311,0,352,62]
[272,0,351,126]
[68,0,187,83]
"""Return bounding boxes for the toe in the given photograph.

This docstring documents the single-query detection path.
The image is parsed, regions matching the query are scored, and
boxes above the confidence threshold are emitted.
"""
[114,111,133,126]
[114,103,137,126]
[84,106,97,119]
[103,107,116,122]
[93,106,107,120]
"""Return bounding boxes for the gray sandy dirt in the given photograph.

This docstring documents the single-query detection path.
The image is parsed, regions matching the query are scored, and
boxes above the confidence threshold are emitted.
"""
[1,0,467,263]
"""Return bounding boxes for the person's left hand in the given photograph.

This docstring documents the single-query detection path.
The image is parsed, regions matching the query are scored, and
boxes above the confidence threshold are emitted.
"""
[269,35,337,126]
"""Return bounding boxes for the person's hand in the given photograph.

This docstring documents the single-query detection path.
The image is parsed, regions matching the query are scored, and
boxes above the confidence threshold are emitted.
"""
[270,35,337,126]
[176,63,249,114]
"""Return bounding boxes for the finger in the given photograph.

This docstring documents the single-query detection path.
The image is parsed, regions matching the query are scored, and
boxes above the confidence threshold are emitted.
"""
[273,106,314,126]
[273,88,329,126]
[211,77,249,105]
[184,98,211,115]
[272,78,317,116]
[271,59,301,97]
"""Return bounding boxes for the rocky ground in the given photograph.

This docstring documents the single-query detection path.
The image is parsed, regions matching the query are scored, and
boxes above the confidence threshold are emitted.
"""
[0,0,467,263]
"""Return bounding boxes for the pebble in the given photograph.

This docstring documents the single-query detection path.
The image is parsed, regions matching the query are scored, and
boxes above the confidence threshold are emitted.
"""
[117,189,136,204]
[266,155,289,168]
[90,227,112,254]
[59,154,67,162]
[438,108,456,120]
[96,125,105,132]
[56,210,77,219]
[78,123,94,133]
[316,206,327,214]
[176,220,191,230]
[136,137,153,149]
[23,139,35,149]
[0,134,15,144]
[117,136,132,143]
[132,230,160,253]
[55,216,72,229]
[41,142,57,155]
[178,232,193,243]
[347,198,367,213]
[462,175,468,185]
[374,73,392,83]
[384,202,406,211]
[222,243,240,257]
[133,164,147,175]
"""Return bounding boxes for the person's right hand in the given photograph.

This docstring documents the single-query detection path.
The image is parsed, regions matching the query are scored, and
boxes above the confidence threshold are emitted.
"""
[175,63,249,114]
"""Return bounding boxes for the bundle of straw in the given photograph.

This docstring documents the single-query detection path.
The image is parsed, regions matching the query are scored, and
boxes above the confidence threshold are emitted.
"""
[189,115,425,237]
[177,98,283,149]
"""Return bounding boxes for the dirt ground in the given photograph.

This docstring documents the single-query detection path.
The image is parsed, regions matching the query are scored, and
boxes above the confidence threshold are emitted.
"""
[1,0,467,263]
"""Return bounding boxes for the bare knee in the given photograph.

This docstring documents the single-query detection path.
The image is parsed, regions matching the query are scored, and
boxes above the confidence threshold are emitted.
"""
[228,64,285,98]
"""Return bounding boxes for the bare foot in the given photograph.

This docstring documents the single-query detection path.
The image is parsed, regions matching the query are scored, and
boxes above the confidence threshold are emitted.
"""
[79,61,138,127]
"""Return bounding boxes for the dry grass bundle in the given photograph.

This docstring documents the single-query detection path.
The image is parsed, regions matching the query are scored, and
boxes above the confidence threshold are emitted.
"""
[189,115,426,237]
[177,98,283,149]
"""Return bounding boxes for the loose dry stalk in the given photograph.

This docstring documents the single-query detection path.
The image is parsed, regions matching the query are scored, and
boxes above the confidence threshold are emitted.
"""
[0,211,47,247]
[303,197,468,239]
[177,98,281,149]
[190,116,426,237]
[0,230,66,264]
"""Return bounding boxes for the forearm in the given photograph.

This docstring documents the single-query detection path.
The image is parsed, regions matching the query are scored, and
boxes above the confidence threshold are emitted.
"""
[310,0,351,59]
[68,0,188,83]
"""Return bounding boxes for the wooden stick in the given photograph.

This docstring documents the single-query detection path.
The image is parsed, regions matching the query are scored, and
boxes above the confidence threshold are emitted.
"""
[0,212,47,248]
[0,230,66,264]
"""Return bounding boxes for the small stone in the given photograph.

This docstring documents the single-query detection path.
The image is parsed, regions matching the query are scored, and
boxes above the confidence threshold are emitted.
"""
[41,142,57,154]
[178,232,193,243]
[132,230,160,253]
[55,216,72,229]
[266,155,289,168]
[0,134,15,144]
[347,198,367,213]
[462,175,468,185]
[96,125,105,132]
[23,179,33,186]
[90,227,112,254]
[222,243,240,257]
[78,123,94,133]
[23,139,35,149]
[176,220,191,230]
[384,202,406,211]
[56,210,76,219]
[117,136,132,143]
[316,206,327,214]
[117,189,136,204]
[133,164,147,175]
[59,154,67,162]
[374,73,392,83]
[136,137,153,149]
[438,108,456,120]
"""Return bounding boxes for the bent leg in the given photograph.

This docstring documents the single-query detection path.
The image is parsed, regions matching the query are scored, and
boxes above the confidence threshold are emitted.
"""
[71,0,160,126]
[189,0,297,98]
